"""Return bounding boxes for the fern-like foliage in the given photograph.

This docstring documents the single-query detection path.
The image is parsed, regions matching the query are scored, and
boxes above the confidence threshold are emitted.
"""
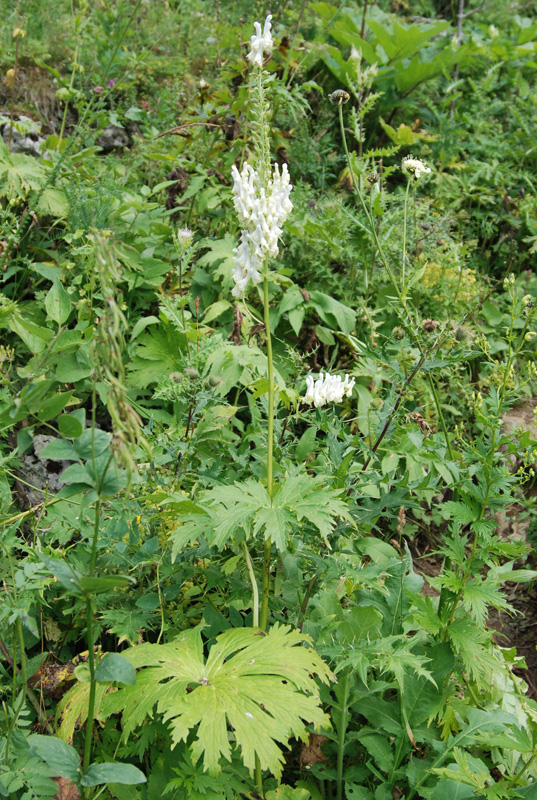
[171,470,354,557]
[96,624,333,778]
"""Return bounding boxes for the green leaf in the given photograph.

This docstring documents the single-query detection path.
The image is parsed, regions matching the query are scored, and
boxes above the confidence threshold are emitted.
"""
[79,575,134,595]
[27,734,80,782]
[295,426,318,462]
[58,413,84,438]
[36,391,75,422]
[308,291,355,334]
[266,788,312,800]
[74,428,111,460]
[101,624,333,778]
[95,653,136,685]
[81,763,146,787]
[45,282,71,326]
[337,605,382,645]
[39,438,79,462]
[60,462,94,488]
[38,552,83,595]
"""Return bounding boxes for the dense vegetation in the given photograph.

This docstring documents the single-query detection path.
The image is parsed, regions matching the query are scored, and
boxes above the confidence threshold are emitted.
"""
[1,0,537,798]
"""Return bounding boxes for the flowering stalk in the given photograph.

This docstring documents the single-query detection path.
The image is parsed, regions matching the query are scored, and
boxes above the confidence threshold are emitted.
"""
[231,14,293,645]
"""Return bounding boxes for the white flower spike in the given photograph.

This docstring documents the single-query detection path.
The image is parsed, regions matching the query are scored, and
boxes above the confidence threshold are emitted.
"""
[248,14,273,68]
[231,161,293,297]
[304,372,355,408]
[402,157,432,180]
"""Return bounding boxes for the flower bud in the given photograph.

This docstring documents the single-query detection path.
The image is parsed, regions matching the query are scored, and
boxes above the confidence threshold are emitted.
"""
[329,90,350,105]
[455,326,472,342]
[185,367,200,379]
[525,331,537,342]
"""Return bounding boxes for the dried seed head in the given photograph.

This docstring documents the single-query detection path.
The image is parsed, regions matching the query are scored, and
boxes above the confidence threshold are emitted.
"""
[329,90,350,105]
[367,172,379,183]
[423,319,439,332]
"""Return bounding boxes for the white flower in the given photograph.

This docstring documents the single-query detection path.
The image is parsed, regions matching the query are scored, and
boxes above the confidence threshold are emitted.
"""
[402,157,432,180]
[176,228,193,249]
[303,372,355,408]
[231,161,293,297]
[248,15,273,68]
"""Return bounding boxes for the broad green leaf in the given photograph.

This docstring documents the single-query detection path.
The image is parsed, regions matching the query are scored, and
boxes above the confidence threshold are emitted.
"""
[36,391,75,422]
[81,763,146,787]
[79,575,134,595]
[58,413,84,438]
[74,428,111,460]
[27,734,80,782]
[337,606,382,645]
[45,282,71,326]
[38,552,83,595]
[308,291,355,334]
[39,438,79,462]
[295,426,317,462]
[95,653,136,685]
[101,624,333,778]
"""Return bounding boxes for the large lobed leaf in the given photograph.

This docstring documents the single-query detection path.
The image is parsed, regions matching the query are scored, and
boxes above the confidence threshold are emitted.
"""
[171,470,354,558]
[101,624,333,777]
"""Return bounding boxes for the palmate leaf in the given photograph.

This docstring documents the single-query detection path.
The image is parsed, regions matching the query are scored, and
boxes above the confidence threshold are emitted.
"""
[101,625,333,778]
[171,471,354,558]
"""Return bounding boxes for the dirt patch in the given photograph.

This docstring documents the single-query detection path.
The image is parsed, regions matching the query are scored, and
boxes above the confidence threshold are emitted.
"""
[488,581,537,699]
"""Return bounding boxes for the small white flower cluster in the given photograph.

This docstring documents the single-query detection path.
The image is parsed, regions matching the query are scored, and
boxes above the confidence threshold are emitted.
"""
[248,14,273,67]
[176,228,193,249]
[402,157,432,180]
[304,372,355,408]
[231,161,293,296]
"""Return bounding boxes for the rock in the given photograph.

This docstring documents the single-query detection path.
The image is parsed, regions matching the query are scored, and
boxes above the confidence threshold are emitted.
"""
[1,115,46,156]
[97,124,129,151]
[17,434,68,508]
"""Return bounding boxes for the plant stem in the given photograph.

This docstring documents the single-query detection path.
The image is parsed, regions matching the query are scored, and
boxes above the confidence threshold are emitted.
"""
[82,498,101,784]
[427,374,454,461]
[260,274,274,632]
[242,541,259,627]
[402,179,411,290]
[336,668,351,800]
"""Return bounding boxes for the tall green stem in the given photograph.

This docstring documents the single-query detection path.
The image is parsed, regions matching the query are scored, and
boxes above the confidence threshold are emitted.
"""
[402,179,411,290]
[82,498,101,785]
[260,274,274,632]
[336,668,351,800]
